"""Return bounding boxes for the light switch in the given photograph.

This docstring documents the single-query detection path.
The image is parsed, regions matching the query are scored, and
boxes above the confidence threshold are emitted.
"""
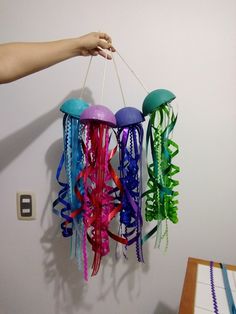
[16,192,36,220]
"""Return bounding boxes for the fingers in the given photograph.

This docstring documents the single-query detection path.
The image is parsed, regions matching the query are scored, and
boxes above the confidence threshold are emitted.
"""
[98,32,112,44]
[81,32,115,59]
[91,50,99,56]
[98,49,112,60]
[89,47,112,59]
[97,39,115,52]
[96,32,116,52]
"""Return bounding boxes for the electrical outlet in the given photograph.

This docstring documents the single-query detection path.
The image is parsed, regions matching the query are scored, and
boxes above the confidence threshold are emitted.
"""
[16,192,36,220]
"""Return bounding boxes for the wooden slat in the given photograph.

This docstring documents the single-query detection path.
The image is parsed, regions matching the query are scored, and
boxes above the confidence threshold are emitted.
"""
[178,257,198,314]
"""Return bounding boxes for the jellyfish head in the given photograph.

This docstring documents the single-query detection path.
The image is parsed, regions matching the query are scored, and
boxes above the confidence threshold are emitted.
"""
[142,89,176,116]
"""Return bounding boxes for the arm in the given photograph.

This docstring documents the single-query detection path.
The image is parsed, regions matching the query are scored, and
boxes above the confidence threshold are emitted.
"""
[0,32,115,83]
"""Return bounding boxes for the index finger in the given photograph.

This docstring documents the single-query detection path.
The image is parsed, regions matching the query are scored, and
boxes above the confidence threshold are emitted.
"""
[99,32,112,43]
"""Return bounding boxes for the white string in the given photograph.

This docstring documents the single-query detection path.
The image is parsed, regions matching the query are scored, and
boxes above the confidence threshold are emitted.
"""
[79,48,149,105]
[101,51,109,104]
[116,50,149,94]
[111,51,126,107]
[80,56,93,99]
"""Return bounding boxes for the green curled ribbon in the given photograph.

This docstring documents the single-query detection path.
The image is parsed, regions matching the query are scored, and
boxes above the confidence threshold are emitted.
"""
[142,103,179,249]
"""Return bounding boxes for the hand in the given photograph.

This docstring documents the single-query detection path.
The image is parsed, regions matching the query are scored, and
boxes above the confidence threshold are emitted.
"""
[76,32,115,59]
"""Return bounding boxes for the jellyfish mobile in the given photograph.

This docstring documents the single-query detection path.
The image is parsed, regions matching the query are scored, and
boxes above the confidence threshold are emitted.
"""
[78,104,127,279]
[53,98,88,267]
[142,89,180,250]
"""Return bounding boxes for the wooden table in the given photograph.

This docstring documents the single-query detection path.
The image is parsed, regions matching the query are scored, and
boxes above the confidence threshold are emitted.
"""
[178,257,236,313]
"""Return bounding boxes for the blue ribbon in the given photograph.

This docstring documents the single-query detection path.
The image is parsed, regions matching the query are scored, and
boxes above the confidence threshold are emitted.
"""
[53,114,84,238]
[117,123,144,262]
[52,151,72,237]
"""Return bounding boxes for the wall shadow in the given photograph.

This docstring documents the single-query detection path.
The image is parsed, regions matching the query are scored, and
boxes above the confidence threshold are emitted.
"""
[154,302,178,314]
[0,87,94,173]
[97,234,150,304]
[0,105,58,172]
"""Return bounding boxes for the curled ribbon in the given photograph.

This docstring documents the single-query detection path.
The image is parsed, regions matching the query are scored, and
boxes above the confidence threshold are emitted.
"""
[117,124,144,262]
[53,114,84,267]
[52,151,72,237]
[73,122,126,280]
[142,104,179,249]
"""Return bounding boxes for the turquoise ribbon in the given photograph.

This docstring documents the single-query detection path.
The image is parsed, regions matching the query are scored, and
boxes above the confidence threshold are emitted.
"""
[220,263,236,314]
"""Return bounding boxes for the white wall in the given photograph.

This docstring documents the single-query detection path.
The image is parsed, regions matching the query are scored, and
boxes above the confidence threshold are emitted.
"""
[0,1,236,313]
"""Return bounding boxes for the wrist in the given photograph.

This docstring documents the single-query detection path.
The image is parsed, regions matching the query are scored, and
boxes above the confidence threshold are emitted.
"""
[66,38,83,57]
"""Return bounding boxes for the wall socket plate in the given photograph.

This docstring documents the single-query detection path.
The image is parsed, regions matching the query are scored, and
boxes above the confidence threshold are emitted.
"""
[16,192,36,220]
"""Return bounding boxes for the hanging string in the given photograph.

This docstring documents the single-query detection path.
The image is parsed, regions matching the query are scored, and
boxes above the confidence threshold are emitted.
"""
[111,51,126,107]
[101,51,109,104]
[80,56,93,99]
[115,50,149,94]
